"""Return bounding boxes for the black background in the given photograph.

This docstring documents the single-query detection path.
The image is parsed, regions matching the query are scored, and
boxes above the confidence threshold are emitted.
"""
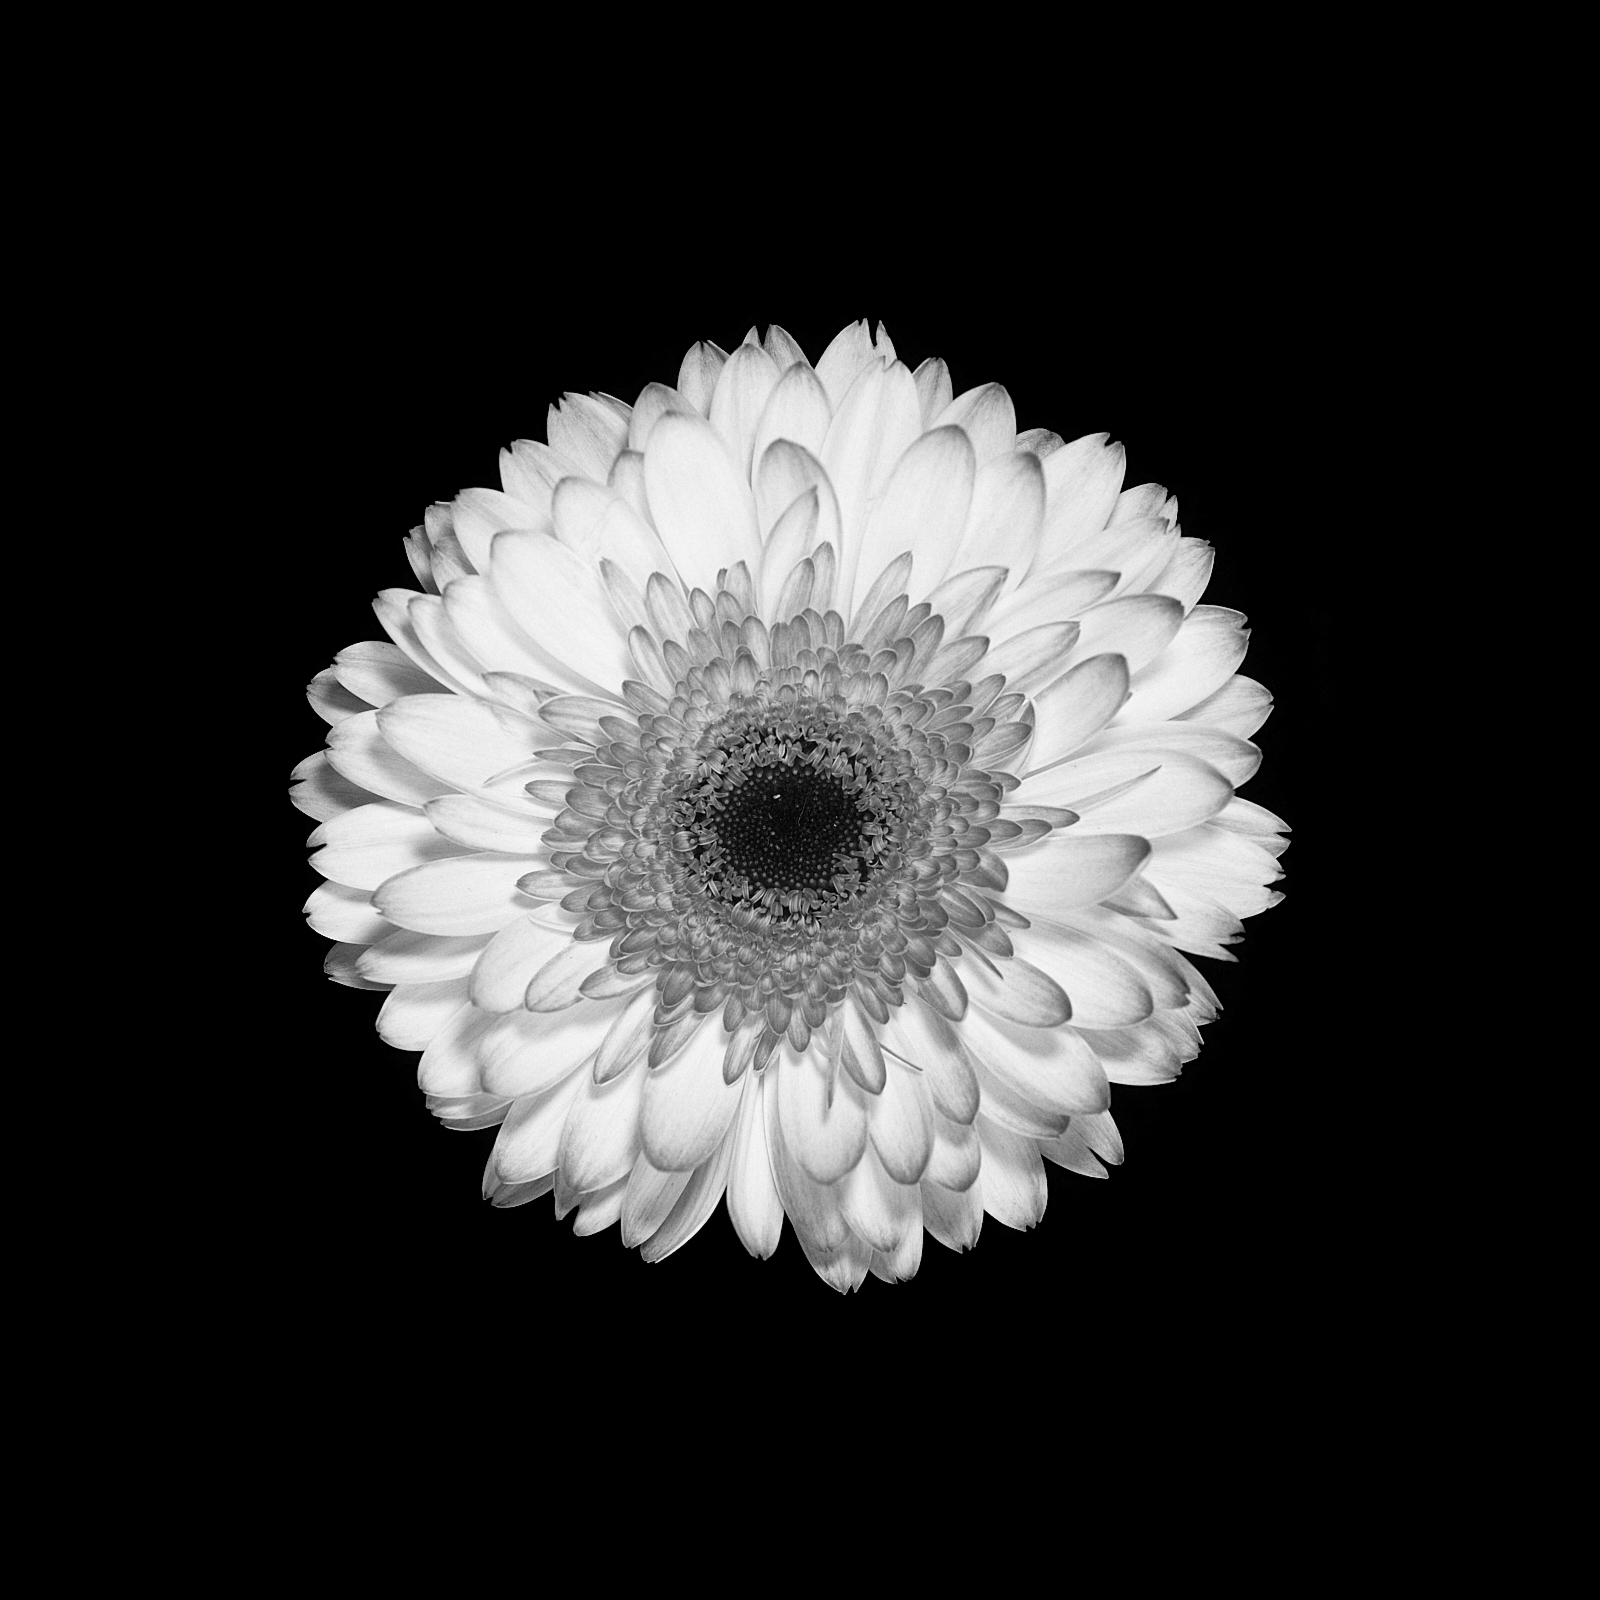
[262,250,1345,1362]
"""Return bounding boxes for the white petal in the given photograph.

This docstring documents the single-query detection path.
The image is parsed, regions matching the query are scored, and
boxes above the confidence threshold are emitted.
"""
[358,928,493,984]
[490,1067,590,1183]
[333,641,443,708]
[592,982,661,1083]
[608,449,654,531]
[1001,832,1151,915]
[791,1232,867,1294]
[1036,433,1127,567]
[809,539,839,614]
[961,952,1073,1027]
[469,913,575,1012]
[1055,907,1194,1009]
[290,750,384,823]
[548,393,629,483]
[676,342,728,416]
[448,487,536,571]
[620,1155,694,1246]
[376,694,551,797]
[633,565,711,651]
[1073,720,1262,786]
[499,439,581,516]
[640,1127,740,1262]
[524,939,611,1012]
[1042,1120,1111,1178]
[1076,1018,1191,1085]
[932,382,1016,464]
[643,411,763,595]
[1142,536,1214,612]
[1019,749,1233,836]
[727,1069,783,1258]
[548,476,617,558]
[957,1004,1110,1115]
[590,495,680,595]
[765,1059,851,1253]
[325,710,453,808]
[762,324,809,370]
[424,792,554,853]
[916,572,996,645]
[376,977,471,1050]
[921,1176,983,1251]
[1157,893,1250,962]
[478,1002,619,1099]
[867,1053,934,1184]
[308,801,467,891]
[880,1002,980,1125]
[1015,428,1065,459]
[986,569,1120,642]
[753,438,843,548]
[708,342,782,480]
[571,1177,629,1236]
[1075,1109,1124,1166]
[373,588,474,700]
[839,998,887,1094]
[639,1018,744,1171]
[1116,605,1249,724]
[820,360,923,619]
[627,381,697,452]
[974,1116,1049,1229]
[851,425,976,621]
[1211,794,1290,840]
[1146,823,1285,920]
[912,356,953,427]
[1025,654,1130,772]
[775,1045,867,1185]
[324,941,389,990]
[557,1057,646,1193]
[1065,595,1185,676]
[303,879,390,944]
[751,360,832,472]
[814,319,875,410]
[1111,483,1175,526]
[372,852,540,936]
[1173,672,1274,739]
[488,529,634,699]
[926,1111,981,1191]
[407,594,494,700]
[975,1060,1068,1140]
[840,1139,920,1258]
[418,1002,498,1096]
[420,508,469,562]
[590,392,633,425]
[757,487,820,619]
[1045,512,1174,589]
[1007,919,1156,1028]
[952,449,1045,594]
[538,693,627,746]
[981,622,1083,695]
[440,575,569,691]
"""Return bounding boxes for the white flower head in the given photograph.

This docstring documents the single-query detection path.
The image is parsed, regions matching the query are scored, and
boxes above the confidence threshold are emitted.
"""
[293,320,1288,1292]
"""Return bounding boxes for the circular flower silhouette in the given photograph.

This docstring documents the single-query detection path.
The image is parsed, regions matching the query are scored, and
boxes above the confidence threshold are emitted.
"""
[293,320,1287,1291]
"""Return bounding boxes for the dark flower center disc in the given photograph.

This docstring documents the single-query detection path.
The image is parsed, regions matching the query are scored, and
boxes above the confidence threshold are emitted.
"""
[700,753,873,897]
[675,724,904,922]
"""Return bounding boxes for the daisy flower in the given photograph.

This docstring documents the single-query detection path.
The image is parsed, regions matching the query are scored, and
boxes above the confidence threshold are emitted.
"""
[292,319,1288,1292]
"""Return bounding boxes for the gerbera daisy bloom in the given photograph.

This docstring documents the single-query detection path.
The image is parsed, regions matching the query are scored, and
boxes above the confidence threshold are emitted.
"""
[292,319,1287,1292]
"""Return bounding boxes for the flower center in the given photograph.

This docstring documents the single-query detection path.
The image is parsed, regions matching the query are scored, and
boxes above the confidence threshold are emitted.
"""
[699,744,869,893]
[675,727,900,921]
[537,593,1033,1052]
